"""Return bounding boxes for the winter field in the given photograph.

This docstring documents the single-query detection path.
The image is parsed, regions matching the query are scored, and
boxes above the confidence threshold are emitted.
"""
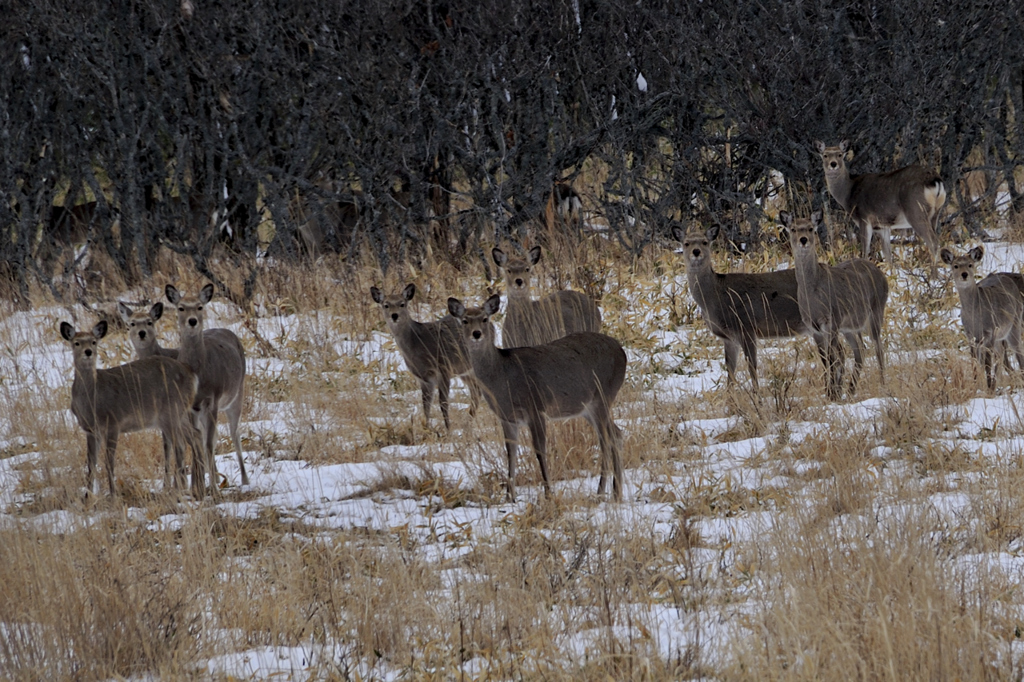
[3,231,1024,680]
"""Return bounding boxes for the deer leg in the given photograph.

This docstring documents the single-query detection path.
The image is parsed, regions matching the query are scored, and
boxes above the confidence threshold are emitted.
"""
[223,394,249,486]
[723,338,740,387]
[500,420,520,502]
[879,227,893,265]
[527,413,551,497]
[437,374,451,430]
[419,379,434,427]
[204,406,222,498]
[740,332,759,391]
[870,309,887,385]
[827,332,845,400]
[103,431,119,497]
[464,375,481,418]
[85,432,98,496]
[162,433,173,490]
[908,203,940,267]
[860,220,874,261]
[843,331,864,396]
[587,402,623,501]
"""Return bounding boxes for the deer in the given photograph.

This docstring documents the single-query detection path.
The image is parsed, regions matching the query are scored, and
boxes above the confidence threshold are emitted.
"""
[60,320,198,496]
[940,246,1024,390]
[370,283,480,429]
[673,224,814,390]
[165,283,248,497]
[447,294,627,502]
[816,140,946,267]
[783,211,889,400]
[544,181,583,235]
[491,246,602,347]
[119,301,179,360]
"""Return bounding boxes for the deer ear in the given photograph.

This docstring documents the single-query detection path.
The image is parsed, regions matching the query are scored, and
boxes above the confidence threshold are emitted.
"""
[838,140,850,153]
[528,246,542,265]
[491,247,507,266]
[60,321,75,341]
[939,248,955,265]
[671,224,685,243]
[447,297,465,318]
[165,284,181,304]
[483,294,502,316]
[814,140,826,155]
[706,224,721,241]
[199,283,214,304]
[117,302,132,323]
[150,302,164,320]
[778,211,793,227]
[370,286,383,304]
[811,210,824,229]
[969,246,985,262]
[93,320,108,339]
[403,283,416,301]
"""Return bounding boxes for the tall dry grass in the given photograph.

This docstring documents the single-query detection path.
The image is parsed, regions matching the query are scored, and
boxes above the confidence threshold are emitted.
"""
[1,215,1024,679]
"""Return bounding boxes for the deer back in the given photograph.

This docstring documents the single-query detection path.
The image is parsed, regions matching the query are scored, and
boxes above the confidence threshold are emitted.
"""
[689,269,806,338]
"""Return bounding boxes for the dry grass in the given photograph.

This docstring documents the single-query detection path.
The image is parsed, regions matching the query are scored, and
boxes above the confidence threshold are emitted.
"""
[2,220,1024,680]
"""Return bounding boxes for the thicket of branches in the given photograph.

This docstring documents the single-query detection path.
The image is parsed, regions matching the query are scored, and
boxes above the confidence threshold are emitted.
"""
[2,0,1022,305]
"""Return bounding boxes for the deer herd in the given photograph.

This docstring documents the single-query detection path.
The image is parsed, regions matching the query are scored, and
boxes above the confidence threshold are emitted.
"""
[58,141,1024,503]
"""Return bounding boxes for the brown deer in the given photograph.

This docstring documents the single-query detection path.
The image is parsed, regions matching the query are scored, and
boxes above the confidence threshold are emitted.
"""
[673,225,814,390]
[783,211,889,400]
[370,283,480,429]
[60,320,198,495]
[816,140,946,265]
[447,295,626,501]
[491,246,602,347]
[940,246,1024,390]
[165,284,248,496]
[119,301,178,360]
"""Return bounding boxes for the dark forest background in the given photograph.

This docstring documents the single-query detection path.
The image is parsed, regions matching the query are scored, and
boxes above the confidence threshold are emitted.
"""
[2,0,1022,306]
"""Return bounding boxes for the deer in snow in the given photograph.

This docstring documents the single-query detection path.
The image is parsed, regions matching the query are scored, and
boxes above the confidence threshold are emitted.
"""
[816,140,946,266]
[491,246,601,347]
[673,224,814,390]
[60,320,198,495]
[370,283,480,429]
[941,246,1024,390]
[165,284,249,496]
[448,294,626,501]
[783,211,889,400]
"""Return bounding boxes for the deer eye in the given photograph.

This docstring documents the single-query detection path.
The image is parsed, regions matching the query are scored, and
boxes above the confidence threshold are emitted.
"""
[179,307,185,312]
[197,306,203,311]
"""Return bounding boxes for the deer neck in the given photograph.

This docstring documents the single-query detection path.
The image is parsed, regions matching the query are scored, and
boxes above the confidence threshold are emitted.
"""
[685,261,717,308]
[952,279,981,306]
[824,167,854,211]
[178,328,206,374]
[71,355,98,422]
[792,247,825,288]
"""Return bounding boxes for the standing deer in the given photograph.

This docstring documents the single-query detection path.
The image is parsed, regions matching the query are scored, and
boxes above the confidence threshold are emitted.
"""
[491,246,601,347]
[816,140,946,265]
[783,211,889,400]
[370,283,480,429]
[165,283,248,496]
[940,246,1024,390]
[447,295,626,501]
[60,320,198,495]
[673,225,813,390]
[119,301,178,360]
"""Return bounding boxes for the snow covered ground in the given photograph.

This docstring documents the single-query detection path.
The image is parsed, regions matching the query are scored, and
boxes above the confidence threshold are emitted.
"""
[3,240,1024,678]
